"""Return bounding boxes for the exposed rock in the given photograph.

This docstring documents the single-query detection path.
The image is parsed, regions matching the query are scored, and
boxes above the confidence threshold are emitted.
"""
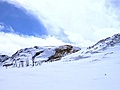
[46,45,80,62]
[0,55,10,65]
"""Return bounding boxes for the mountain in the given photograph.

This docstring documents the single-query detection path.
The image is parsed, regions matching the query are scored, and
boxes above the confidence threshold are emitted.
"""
[0,1,47,36]
[87,33,120,51]
[1,45,80,68]
[62,33,120,61]
[1,33,120,68]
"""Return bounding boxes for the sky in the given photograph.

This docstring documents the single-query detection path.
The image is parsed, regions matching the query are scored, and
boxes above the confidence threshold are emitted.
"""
[0,0,120,55]
[0,1,47,35]
[0,32,66,55]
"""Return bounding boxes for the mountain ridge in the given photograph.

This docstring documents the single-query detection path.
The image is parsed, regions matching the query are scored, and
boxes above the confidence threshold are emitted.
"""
[0,33,120,68]
[1,45,80,68]
[62,33,120,61]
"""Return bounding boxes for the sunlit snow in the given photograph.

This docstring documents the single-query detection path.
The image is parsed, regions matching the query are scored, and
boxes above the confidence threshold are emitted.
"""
[0,45,120,90]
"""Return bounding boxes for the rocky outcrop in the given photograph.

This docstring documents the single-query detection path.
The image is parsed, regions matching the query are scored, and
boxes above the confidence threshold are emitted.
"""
[46,45,80,62]
[0,55,9,65]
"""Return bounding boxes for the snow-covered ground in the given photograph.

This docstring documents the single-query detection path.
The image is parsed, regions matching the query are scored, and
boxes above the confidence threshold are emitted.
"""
[0,45,120,90]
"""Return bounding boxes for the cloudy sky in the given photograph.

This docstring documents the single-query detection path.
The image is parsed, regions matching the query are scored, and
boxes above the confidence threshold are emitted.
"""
[0,0,120,55]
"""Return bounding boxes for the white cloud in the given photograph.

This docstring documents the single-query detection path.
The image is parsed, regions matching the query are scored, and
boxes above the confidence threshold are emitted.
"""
[1,0,120,55]
[7,0,120,42]
[0,32,66,56]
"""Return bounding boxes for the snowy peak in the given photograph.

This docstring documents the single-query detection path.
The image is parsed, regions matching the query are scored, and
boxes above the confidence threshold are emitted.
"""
[87,33,120,51]
[62,33,120,62]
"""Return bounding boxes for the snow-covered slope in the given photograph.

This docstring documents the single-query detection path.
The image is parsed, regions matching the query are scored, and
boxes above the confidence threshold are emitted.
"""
[0,39,120,90]
[87,33,120,51]
[0,33,120,90]
[1,45,80,68]
[62,33,120,62]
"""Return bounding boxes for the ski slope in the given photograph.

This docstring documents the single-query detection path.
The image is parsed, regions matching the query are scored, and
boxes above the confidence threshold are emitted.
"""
[0,45,120,90]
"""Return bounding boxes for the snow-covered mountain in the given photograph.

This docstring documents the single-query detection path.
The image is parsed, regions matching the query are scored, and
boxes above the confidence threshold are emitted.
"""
[1,33,120,68]
[62,33,120,61]
[87,33,120,51]
[1,45,80,68]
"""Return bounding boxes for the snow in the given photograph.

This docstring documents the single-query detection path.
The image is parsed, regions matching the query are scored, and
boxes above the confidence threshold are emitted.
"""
[0,45,120,90]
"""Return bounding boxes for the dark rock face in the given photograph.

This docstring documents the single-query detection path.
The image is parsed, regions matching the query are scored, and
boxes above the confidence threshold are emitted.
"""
[0,55,9,63]
[0,54,10,66]
[46,45,80,62]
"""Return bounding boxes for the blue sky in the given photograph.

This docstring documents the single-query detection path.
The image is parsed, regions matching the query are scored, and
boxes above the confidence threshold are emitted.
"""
[0,1,47,36]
